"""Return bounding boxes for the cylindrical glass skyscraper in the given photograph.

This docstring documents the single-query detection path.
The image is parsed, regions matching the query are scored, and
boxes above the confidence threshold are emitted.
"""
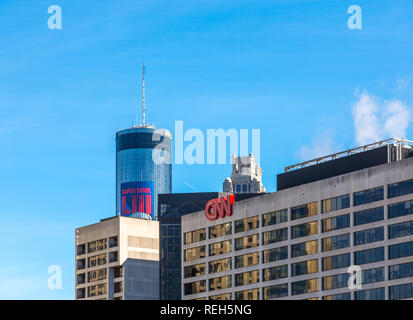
[116,126,172,220]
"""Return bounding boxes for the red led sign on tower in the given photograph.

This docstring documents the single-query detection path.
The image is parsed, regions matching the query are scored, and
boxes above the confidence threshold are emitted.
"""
[205,195,235,221]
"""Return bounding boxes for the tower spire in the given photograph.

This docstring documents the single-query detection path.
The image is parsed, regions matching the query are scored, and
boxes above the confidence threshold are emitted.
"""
[142,61,146,126]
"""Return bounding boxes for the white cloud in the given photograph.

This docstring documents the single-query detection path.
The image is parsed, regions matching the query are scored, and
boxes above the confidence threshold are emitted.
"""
[384,99,411,139]
[353,93,381,145]
[353,92,411,145]
[298,90,412,163]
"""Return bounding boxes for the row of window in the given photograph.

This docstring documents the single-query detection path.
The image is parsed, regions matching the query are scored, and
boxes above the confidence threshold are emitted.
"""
[183,179,413,247]
[318,283,413,300]
[185,278,413,300]
[76,280,123,299]
[76,236,118,255]
[76,251,119,271]
[184,241,413,284]
[185,198,413,251]
[185,217,413,263]
[76,266,123,286]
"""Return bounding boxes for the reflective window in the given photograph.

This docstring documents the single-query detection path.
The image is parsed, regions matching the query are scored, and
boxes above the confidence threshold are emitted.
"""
[88,283,107,297]
[322,253,350,271]
[291,221,318,239]
[292,278,319,295]
[262,209,288,227]
[184,280,206,295]
[209,258,231,274]
[184,263,206,278]
[76,288,85,299]
[263,265,288,281]
[389,220,413,239]
[322,214,350,233]
[322,273,350,290]
[291,259,318,276]
[354,186,384,206]
[235,270,260,286]
[388,200,413,219]
[235,288,259,300]
[322,194,350,213]
[389,283,413,300]
[209,222,232,239]
[88,268,107,283]
[88,253,107,268]
[362,267,384,284]
[184,246,206,262]
[291,202,318,220]
[76,273,85,285]
[262,246,288,263]
[235,216,259,233]
[77,244,86,255]
[355,287,385,300]
[77,259,85,270]
[389,241,413,259]
[322,233,350,252]
[209,293,232,300]
[88,238,107,253]
[354,207,384,226]
[263,283,288,299]
[184,228,206,244]
[209,275,232,291]
[354,227,384,245]
[209,240,232,256]
[389,262,413,280]
[322,293,351,300]
[354,247,384,265]
[262,228,288,245]
[235,234,259,251]
[291,240,318,258]
[388,179,413,198]
[235,252,259,269]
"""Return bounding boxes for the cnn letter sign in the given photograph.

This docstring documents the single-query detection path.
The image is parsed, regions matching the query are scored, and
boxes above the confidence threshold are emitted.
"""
[205,195,235,221]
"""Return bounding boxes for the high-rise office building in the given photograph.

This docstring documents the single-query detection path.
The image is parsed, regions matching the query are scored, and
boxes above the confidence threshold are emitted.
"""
[75,216,159,300]
[158,192,264,300]
[116,63,172,220]
[223,154,266,194]
[116,126,172,220]
[181,138,413,300]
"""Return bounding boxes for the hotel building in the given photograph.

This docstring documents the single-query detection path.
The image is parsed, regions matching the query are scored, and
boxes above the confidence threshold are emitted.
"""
[181,139,413,300]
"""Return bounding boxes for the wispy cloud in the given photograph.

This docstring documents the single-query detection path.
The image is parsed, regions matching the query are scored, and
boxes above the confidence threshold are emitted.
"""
[298,89,412,162]
[353,91,411,145]
[352,92,381,145]
[298,130,342,161]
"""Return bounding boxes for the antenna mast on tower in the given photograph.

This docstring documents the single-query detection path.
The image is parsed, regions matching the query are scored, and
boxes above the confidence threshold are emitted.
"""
[142,61,146,127]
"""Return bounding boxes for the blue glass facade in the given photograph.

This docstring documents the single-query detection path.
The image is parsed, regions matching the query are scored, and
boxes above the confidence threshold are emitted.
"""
[116,126,172,220]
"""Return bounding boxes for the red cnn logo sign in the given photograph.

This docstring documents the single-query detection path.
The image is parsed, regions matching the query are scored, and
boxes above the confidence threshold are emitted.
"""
[205,195,235,221]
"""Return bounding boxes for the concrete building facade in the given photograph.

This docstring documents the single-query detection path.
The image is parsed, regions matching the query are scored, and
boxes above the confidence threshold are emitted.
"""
[182,143,413,300]
[75,216,159,300]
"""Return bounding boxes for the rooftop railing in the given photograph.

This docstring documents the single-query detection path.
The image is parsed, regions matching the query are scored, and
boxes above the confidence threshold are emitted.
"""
[285,138,413,172]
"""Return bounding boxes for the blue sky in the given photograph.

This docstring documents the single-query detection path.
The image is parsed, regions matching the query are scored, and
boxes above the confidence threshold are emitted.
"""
[0,0,412,299]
